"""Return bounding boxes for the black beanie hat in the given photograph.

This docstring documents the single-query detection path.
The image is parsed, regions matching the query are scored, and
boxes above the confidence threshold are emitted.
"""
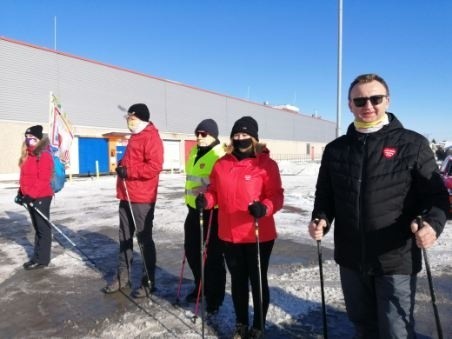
[25,125,43,140]
[230,116,259,141]
[128,103,150,122]
[195,119,219,139]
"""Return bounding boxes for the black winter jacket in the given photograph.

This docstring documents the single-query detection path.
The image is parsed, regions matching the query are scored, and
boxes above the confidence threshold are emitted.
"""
[312,113,448,275]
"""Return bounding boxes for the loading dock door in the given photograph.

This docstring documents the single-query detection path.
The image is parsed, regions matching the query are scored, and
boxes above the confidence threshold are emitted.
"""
[78,137,109,175]
[163,140,181,171]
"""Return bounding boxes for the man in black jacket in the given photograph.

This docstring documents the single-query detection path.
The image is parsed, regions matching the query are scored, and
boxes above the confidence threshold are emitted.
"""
[309,73,448,338]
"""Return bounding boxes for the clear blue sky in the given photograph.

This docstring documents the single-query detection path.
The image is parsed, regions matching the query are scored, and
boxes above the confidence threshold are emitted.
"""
[1,0,451,141]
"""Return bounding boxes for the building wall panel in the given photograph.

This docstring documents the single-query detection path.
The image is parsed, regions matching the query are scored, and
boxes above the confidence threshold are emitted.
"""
[0,37,337,177]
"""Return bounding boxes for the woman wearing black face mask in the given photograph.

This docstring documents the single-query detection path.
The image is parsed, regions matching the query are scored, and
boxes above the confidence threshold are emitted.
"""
[195,116,284,338]
[15,125,54,270]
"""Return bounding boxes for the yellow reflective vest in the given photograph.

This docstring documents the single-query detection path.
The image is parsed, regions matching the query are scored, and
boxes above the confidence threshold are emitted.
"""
[185,143,224,208]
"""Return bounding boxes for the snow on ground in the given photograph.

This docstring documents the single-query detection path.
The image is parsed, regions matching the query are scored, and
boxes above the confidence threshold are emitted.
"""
[0,161,451,338]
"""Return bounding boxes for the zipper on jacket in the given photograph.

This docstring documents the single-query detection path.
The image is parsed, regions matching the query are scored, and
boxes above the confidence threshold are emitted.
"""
[358,134,368,274]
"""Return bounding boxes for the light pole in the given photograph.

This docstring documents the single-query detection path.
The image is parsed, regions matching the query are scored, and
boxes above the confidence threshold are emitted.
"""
[336,0,343,137]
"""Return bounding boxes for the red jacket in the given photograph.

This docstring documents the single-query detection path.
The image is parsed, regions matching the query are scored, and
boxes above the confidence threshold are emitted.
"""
[204,149,284,243]
[20,148,54,198]
[116,123,164,203]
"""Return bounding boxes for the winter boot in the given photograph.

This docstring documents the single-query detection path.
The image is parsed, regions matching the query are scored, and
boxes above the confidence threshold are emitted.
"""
[185,287,198,303]
[102,272,130,294]
[232,323,248,339]
[131,286,148,299]
[141,275,156,292]
[248,327,263,339]
[206,304,219,316]
[131,276,155,298]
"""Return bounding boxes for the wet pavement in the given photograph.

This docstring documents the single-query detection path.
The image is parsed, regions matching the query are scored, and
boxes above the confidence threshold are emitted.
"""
[1,226,450,338]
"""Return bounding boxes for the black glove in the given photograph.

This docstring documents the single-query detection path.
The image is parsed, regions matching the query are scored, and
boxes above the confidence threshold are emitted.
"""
[195,194,207,210]
[116,166,127,179]
[22,195,34,205]
[248,201,267,219]
[15,195,24,205]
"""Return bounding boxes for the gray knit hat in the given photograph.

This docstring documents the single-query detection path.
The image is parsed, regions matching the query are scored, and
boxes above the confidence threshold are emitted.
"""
[195,119,219,139]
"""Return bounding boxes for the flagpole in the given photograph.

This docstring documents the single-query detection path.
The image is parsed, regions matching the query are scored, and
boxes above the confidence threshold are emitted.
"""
[54,16,57,50]
[49,92,54,138]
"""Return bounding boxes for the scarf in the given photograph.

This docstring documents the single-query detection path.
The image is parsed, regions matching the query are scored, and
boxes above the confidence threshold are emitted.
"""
[354,113,389,133]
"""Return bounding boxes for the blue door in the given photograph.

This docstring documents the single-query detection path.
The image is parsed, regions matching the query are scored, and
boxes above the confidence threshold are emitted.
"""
[78,137,109,175]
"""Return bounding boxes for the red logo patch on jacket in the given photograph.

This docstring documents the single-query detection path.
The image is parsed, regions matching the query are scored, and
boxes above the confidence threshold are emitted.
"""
[383,147,397,159]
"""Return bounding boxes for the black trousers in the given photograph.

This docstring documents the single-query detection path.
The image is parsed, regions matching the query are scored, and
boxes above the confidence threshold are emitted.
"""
[340,266,416,338]
[223,240,274,330]
[118,200,156,284]
[184,206,226,308]
[28,197,53,265]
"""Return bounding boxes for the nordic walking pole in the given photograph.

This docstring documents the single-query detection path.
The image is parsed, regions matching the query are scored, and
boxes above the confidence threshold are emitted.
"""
[416,216,443,339]
[175,252,187,304]
[254,217,265,335]
[25,203,98,268]
[193,210,213,320]
[123,179,153,298]
[198,194,206,338]
[314,218,328,339]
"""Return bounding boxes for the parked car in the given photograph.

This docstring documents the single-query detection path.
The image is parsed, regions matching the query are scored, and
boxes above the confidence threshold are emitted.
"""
[439,155,452,215]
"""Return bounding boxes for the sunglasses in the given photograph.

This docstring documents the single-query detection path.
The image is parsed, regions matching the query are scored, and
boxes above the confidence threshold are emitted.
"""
[123,113,138,120]
[196,131,208,138]
[352,95,387,107]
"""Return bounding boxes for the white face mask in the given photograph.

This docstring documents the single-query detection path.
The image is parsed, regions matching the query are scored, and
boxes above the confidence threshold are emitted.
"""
[127,119,148,134]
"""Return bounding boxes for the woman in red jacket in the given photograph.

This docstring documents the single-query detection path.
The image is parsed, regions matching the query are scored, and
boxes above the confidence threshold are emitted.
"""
[197,116,284,339]
[16,125,54,270]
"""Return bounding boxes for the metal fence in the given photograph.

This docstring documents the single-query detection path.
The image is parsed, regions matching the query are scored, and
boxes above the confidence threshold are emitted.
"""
[272,154,322,162]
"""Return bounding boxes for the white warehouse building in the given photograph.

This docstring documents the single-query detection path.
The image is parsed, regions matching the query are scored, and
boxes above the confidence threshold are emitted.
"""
[0,37,336,179]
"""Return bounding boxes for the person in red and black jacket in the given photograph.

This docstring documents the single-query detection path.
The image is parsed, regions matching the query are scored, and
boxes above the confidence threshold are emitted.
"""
[16,125,54,270]
[103,103,164,299]
[196,116,284,339]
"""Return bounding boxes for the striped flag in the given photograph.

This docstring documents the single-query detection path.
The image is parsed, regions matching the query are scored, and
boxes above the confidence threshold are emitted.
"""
[48,92,74,164]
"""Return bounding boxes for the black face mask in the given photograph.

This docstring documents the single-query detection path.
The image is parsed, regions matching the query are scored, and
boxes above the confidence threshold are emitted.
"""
[232,138,253,151]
